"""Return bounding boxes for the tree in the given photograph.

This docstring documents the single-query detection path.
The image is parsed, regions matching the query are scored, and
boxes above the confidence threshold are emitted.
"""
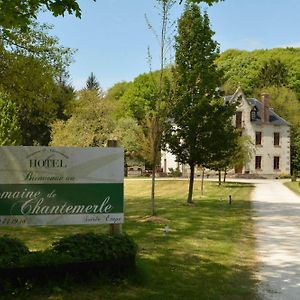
[105,81,132,102]
[145,0,176,215]
[0,91,21,145]
[0,49,74,145]
[204,100,240,185]
[166,4,226,203]
[291,127,300,175]
[0,0,95,30]
[117,71,162,122]
[216,48,300,98]
[112,117,147,173]
[85,72,102,95]
[257,59,288,88]
[0,22,75,145]
[50,90,114,147]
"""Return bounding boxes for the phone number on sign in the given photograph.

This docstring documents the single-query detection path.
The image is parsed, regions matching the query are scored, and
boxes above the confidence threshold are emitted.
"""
[0,217,26,226]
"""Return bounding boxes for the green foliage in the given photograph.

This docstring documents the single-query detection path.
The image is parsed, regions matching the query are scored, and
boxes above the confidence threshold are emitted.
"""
[168,167,182,177]
[291,126,300,174]
[217,48,300,97]
[0,53,72,145]
[50,90,114,147]
[204,100,242,174]
[0,91,22,145]
[0,0,94,30]
[0,235,29,266]
[112,117,148,164]
[257,58,288,88]
[105,81,132,102]
[166,4,228,202]
[278,172,291,179]
[19,249,72,267]
[0,22,75,145]
[52,232,138,262]
[1,22,74,73]
[0,233,137,268]
[254,86,300,126]
[118,72,161,122]
[216,49,261,95]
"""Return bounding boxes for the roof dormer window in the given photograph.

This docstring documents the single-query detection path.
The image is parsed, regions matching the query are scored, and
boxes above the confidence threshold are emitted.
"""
[250,106,258,121]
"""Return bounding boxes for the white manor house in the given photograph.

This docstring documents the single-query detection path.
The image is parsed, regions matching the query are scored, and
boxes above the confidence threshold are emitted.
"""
[161,87,291,178]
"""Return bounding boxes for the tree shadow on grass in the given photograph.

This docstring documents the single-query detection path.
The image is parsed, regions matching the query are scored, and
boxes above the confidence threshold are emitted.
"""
[123,196,258,300]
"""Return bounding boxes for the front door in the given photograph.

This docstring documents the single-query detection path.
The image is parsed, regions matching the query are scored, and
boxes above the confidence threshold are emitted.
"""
[235,165,243,174]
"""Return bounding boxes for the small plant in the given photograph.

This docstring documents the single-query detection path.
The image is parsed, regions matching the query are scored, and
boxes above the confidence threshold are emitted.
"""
[278,173,291,179]
[0,235,29,267]
[168,168,182,177]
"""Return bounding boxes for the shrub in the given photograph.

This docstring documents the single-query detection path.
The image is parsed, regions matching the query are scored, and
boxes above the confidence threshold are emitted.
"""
[168,168,182,177]
[51,232,138,262]
[0,235,29,267]
[19,249,72,268]
[278,173,291,179]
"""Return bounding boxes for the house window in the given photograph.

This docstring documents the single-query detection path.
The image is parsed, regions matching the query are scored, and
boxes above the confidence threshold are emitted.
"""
[236,111,242,128]
[250,107,258,121]
[274,156,280,170]
[256,132,262,145]
[255,156,262,169]
[274,132,280,146]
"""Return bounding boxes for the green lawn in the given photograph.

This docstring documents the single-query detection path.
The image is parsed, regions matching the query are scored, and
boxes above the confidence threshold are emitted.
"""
[284,180,300,196]
[0,180,258,300]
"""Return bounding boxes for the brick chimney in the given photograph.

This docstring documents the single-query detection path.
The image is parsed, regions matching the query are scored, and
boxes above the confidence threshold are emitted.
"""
[261,93,270,123]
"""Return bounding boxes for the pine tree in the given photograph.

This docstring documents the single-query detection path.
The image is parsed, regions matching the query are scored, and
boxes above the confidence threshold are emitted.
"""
[85,72,102,95]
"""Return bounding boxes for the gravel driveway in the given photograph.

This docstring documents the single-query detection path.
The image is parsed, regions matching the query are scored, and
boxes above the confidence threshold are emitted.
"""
[251,179,300,300]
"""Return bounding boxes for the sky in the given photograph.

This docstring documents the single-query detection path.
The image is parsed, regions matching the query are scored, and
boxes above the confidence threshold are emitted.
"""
[38,0,300,91]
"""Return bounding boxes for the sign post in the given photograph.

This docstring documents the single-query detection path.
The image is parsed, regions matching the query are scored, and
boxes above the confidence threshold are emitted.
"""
[0,146,124,227]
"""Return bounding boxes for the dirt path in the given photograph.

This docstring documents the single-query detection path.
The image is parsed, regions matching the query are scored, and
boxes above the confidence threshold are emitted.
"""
[251,180,300,300]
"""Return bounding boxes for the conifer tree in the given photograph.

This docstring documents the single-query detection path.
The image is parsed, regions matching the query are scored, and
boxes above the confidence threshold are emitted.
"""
[85,72,102,96]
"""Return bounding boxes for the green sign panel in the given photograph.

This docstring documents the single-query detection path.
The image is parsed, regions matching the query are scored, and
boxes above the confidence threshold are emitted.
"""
[0,147,124,226]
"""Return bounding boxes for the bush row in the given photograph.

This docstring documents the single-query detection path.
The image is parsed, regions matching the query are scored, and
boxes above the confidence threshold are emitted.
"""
[0,232,138,289]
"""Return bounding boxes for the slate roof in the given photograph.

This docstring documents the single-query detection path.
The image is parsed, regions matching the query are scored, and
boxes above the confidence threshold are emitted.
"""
[246,98,290,126]
[225,89,290,126]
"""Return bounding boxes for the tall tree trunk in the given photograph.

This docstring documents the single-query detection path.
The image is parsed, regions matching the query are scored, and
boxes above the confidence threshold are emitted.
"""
[201,167,204,196]
[151,164,156,216]
[223,167,227,183]
[187,163,195,203]
[151,141,158,216]
[218,169,221,186]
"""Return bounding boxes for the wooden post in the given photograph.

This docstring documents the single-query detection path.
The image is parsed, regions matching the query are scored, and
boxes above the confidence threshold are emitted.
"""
[107,140,123,235]
[201,168,204,196]
[229,195,232,205]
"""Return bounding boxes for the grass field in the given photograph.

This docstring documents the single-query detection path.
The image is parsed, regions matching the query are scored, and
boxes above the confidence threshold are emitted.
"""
[0,179,258,300]
[284,180,300,196]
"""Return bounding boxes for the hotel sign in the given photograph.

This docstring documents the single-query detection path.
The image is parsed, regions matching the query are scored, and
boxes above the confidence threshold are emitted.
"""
[0,147,124,226]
